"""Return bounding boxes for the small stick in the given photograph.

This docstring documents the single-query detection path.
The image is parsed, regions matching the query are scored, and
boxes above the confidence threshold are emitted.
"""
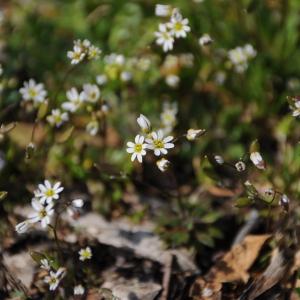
[161,254,173,300]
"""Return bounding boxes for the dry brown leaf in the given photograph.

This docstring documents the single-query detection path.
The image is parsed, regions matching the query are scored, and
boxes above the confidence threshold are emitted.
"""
[189,278,222,300]
[207,234,271,283]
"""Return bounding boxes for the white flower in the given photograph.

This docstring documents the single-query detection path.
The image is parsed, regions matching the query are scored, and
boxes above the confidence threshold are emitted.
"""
[62,87,85,112]
[126,135,148,163]
[104,53,125,66]
[82,84,100,103]
[28,199,54,228]
[155,24,174,52]
[244,44,257,59]
[19,79,47,104]
[40,259,51,271]
[86,120,99,136]
[292,101,300,117]
[155,4,171,17]
[235,161,246,172]
[137,114,151,133]
[74,284,85,295]
[250,152,265,170]
[228,44,256,73]
[156,158,170,172]
[165,75,180,88]
[44,267,65,291]
[79,246,92,261]
[96,74,107,86]
[67,45,86,65]
[161,108,177,128]
[146,130,174,156]
[88,45,101,60]
[15,220,29,234]
[72,199,84,208]
[120,71,132,82]
[186,129,206,141]
[199,33,213,46]
[47,109,69,128]
[167,14,190,38]
[214,155,224,164]
[35,180,64,204]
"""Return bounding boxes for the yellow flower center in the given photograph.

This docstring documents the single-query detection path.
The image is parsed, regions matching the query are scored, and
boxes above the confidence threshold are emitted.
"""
[154,140,164,149]
[50,277,57,284]
[46,189,54,197]
[39,209,47,218]
[174,22,183,31]
[29,88,37,98]
[134,144,143,153]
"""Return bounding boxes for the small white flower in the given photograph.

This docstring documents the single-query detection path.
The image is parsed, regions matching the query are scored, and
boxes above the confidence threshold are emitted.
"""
[62,87,85,112]
[155,4,171,17]
[146,130,174,156]
[155,24,174,52]
[250,152,265,170]
[15,220,29,234]
[28,199,54,228]
[244,44,257,59]
[156,158,170,172]
[165,75,180,88]
[186,129,206,141]
[292,101,300,117]
[79,246,92,261]
[214,155,224,165]
[35,180,64,204]
[72,199,84,208]
[161,108,177,128]
[74,284,85,295]
[167,14,190,38]
[126,135,148,163]
[82,84,100,103]
[44,267,65,291]
[88,45,101,60]
[47,109,69,128]
[120,71,132,82]
[96,74,108,86]
[67,45,86,65]
[137,114,151,133]
[235,161,246,172]
[40,259,51,271]
[19,79,47,104]
[199,33,213,46]
[86,120,99,136]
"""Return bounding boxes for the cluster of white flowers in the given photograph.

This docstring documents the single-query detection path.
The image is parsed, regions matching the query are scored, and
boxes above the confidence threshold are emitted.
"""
[126,114,174,171]
[228,44,257,73]
[39,258,66,291]
[67,39,101,65]
[155,8,190,52]
[47,83,101,134]
[15,180,64,233]
[19,79,47,105]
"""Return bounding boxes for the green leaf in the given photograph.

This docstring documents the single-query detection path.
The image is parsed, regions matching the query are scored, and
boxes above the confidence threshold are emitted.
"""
[30,251,46,264]
[56,126,74,143]
[0,191,8,201]
[0,122,16,134]
[235,197,253,208]
[37,101,48,120]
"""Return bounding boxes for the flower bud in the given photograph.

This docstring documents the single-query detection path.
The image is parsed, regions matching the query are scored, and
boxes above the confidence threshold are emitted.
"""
[199,34,213,47]
[235,161,246,172]
[15,221,29,234]
[137,114,151,133]
[214,155,224,164]
[156,158,170,172]
[250,151,265,170]
[186,128,206,141]
[279,194,289,212]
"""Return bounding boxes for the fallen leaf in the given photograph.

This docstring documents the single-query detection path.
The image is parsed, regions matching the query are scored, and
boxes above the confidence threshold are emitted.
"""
[207,234,271,283]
